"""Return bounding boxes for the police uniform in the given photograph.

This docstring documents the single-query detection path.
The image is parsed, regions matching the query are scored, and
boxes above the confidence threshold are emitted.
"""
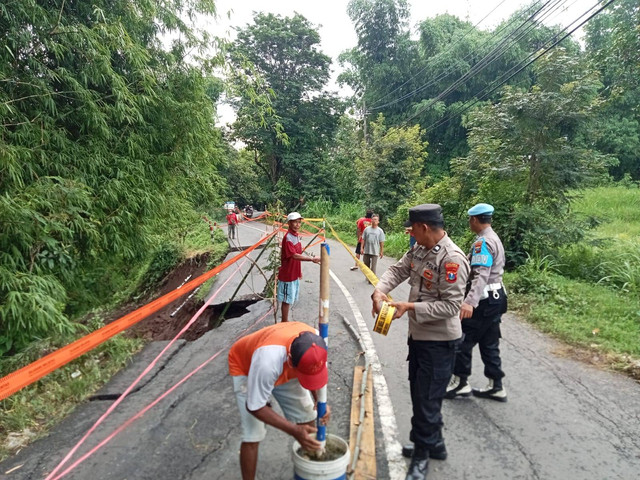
[375,204,469,477]
[449,203,507,401]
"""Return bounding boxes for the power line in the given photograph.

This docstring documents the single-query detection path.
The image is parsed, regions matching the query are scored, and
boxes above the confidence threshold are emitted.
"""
[370,0,564,112]
[368,0,511,109]
[395,0,568,121]
[369,0,547,111]
[416,0,616,131]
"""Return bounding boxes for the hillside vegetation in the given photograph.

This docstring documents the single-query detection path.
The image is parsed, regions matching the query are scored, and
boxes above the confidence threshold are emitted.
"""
[2,0,639,457]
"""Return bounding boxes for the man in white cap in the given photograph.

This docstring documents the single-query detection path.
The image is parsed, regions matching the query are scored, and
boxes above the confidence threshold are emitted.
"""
[277,212,321,322]
[446,203,508,402]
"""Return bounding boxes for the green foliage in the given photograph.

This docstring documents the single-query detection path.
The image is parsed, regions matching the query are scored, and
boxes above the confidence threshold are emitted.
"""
[585,0,640,179]
[0,323,143,461]
[359,115,428,218]
[227,12,342,202]
[303,200,365,245]
[509,254,562,296]
[430,49,615,263]
[137,244,183,295]
[598,251,640,294]
[571,186,640,240]
[506,271,640,357]
[383,231,412,259]
[1,0,229,353]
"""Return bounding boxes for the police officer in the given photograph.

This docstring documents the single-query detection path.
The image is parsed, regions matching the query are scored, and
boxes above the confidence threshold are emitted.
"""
[445,203,508,402]
[371,204,469,480]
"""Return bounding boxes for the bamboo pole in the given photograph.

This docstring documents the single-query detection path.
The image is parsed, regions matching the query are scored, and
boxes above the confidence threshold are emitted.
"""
[316,239,330,447]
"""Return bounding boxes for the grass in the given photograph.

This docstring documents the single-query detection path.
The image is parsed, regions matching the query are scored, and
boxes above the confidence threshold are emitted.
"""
[0,220,230,462]
[507,271,640,357]
[571,186,640,240]
[0,324,144,461]
[508,186,640,375]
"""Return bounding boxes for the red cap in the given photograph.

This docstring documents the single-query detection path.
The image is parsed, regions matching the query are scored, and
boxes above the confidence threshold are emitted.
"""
[290,332,328,391]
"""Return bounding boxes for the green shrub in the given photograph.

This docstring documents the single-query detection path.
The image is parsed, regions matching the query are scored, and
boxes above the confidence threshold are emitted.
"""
[384,231,411,259]
[598,251,640,294]
[508,254,562,296]
[137,244,183,293]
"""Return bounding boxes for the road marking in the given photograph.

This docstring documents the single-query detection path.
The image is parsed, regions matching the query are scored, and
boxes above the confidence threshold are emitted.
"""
[329,270,405,480]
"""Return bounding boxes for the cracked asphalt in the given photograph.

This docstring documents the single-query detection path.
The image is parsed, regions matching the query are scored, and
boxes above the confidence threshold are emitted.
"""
[2,221,639,480]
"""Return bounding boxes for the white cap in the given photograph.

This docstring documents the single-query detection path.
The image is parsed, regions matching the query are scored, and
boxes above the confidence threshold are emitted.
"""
[287,212,303,222]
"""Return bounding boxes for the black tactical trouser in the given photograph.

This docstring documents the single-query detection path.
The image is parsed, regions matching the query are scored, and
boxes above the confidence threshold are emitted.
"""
[408,336,460,449]
[453,294,506,383]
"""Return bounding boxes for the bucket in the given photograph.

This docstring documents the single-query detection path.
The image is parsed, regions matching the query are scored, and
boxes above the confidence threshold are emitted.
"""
[373,301,395,336]
[292,434,350,480]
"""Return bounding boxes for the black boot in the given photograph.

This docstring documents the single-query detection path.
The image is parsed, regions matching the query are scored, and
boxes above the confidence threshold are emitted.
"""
[405,447,429,480]
[472,379,507,402]
[402,441,447,460]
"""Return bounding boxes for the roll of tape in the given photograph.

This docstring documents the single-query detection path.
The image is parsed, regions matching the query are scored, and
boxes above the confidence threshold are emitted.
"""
[373,301,395,336]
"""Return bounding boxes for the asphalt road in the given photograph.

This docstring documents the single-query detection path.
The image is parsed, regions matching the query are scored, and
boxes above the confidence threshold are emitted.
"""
[2,220,639,480]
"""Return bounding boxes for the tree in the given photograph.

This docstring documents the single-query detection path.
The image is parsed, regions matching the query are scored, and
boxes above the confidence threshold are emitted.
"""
[227,13,342,202]
[437,49,613,263]
[0,0,227,353]
[585,0,640,179]
[358,115,428,217]
[340,0,416,123]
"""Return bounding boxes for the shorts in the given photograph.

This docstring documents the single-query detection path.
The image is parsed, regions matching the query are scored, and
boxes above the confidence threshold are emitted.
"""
[277,279,300,305]
[233,376,316,442]
[355,242,362,255]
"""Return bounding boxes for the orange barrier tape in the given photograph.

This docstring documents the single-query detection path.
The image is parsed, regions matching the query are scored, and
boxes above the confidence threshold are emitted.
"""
[0,230,279,401]
[239,212,269,223]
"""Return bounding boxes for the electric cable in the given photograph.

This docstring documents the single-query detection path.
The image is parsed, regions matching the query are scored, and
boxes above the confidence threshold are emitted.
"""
[416,0,614,130]
[400,0,569,122]
[369,0,558,111]
[368,0,512,109]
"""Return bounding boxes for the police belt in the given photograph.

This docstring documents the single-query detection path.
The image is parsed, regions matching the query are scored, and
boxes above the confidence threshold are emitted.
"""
[480,282,505,300]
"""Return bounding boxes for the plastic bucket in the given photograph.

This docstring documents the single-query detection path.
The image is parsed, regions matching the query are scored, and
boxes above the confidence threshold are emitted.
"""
[292,434,350,480]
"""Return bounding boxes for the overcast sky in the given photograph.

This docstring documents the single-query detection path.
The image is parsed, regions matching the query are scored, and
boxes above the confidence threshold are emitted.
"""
[208,0,596,121]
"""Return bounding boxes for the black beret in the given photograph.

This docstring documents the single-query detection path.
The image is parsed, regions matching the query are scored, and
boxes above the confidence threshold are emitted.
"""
[404,204,443,227]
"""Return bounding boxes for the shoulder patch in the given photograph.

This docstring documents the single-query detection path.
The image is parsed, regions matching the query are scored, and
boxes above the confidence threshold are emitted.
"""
[470,238,493,267]
[445,262,459,283]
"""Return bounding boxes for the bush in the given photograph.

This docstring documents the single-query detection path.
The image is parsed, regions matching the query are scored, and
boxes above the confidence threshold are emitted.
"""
[137,244,183,293]
[508,254,562,296]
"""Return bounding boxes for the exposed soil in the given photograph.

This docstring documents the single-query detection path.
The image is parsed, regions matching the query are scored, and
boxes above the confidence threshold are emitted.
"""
[98,254,219,342]
[553,344,640,383]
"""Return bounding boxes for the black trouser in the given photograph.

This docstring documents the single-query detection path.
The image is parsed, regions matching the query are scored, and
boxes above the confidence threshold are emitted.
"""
[408,337,460,449]
[453,296,505,383]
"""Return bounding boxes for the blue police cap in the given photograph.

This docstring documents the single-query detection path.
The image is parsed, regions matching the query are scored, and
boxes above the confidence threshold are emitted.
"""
[467,203,494,216]
[404,204,443,227]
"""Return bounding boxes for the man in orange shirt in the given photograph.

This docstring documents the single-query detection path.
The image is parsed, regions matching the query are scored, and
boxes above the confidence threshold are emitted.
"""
[228,322,331,480]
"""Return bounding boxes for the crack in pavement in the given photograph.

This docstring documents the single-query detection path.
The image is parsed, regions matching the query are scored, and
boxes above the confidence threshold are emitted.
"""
[182,426,235,479]
[88,341,188,401]
[472,402,542,480]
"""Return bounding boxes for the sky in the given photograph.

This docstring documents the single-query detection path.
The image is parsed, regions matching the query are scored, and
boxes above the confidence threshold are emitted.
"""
[206,0,596,122]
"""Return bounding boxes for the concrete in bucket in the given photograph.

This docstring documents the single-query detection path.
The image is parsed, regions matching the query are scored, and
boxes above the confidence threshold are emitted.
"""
[292,434,350,480]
